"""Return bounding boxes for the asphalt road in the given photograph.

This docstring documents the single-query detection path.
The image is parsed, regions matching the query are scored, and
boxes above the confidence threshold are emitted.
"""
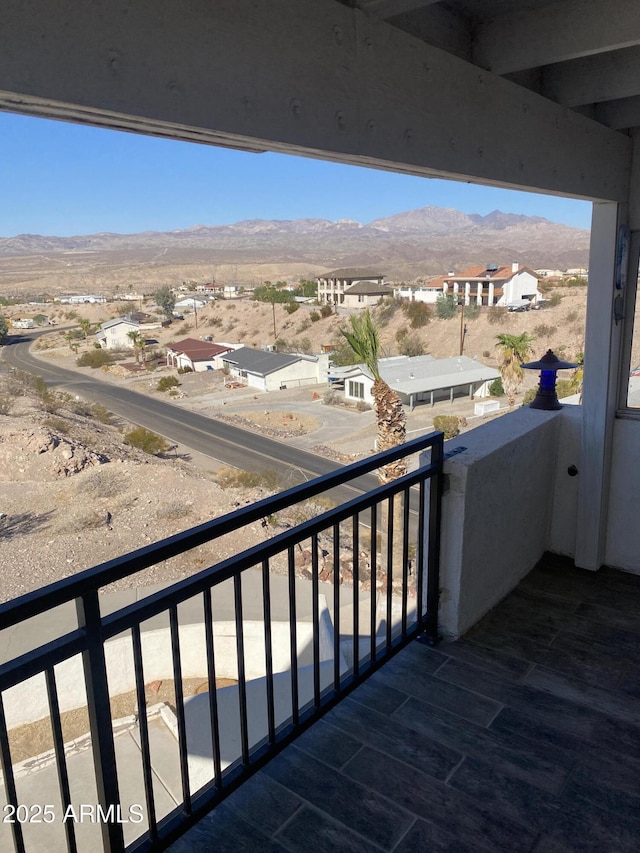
[1,333,380,495]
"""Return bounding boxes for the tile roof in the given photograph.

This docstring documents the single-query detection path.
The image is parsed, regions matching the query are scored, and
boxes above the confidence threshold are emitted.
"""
[344,281,393,295]
[318,268,385,279]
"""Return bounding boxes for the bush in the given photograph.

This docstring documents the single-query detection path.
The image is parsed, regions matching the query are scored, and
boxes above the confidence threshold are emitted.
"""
[309,310,321,322]
[547,292,563,307]
[123,427,170,455]
[534,323,557,337]
[396,329,425,357]
[320,304,333,318]
[216,468,281,491]
[0,394,12,415]
[523,388,537,405]
[464,301,481,320]
[177,366,193,374]
[403,301,433,328]
[76,349,114,368]
[157,375,180,391]
[43,416,70,434]
[488,378,504,397]
[487,306,508,325]
[284,302,300,314]
[436,294,458,319]
[433,415,460,439]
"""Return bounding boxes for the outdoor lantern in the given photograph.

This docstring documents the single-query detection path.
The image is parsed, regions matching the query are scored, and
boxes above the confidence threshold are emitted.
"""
[522,349,578,410]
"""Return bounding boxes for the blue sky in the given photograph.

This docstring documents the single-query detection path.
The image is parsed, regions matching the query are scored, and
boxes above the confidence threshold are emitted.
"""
[1,112,592,237]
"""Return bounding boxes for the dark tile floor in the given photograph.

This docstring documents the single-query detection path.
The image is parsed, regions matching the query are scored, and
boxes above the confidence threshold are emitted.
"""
[169,553,640,853]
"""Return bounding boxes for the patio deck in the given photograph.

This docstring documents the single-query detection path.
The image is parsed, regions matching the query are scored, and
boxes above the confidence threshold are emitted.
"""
[169,552,640,853]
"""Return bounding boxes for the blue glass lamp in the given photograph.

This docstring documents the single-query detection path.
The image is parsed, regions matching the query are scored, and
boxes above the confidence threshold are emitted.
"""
[522,350,578,410]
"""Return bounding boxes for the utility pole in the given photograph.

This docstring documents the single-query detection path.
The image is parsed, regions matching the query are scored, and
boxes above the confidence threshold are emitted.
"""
[459,298,466,355]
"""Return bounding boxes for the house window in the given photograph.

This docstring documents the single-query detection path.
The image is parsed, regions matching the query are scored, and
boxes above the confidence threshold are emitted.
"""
[348,381,365,399]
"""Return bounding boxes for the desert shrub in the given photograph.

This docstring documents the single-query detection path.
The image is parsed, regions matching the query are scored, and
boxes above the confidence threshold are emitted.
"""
[297,319,311,333]
[0,394,12,415]
[208,316,223,327]
[284,302,300,314]
[488,378,504,397]
[565,311,578,323]
[168,388,179,397]
[433,415,460,439]
[90,404,117,424]
[534,324,557,337]
[123,427,170,455]
[216,467,281,491]
[157,501,193,520]
[523,388,537,405]
[396,329,425,357]
[356,400,371,412]
[309,310,321,322]
[487,306,508,325]
[177,366,193,374]
[376,296,402,324]
[296,337,312,354]
[482,350,491,358]
[403,301,433,328]
[319,304,333,318]
[547,292,563,307]
[157,375,180,391]
[323,390,339,406]
[76,468,127,498]
[40,391,63,414]
[76,349,114,368]
[43,416,70,433]
[464,301,481,320]
[556,379,577,399]
[436,294,458,319]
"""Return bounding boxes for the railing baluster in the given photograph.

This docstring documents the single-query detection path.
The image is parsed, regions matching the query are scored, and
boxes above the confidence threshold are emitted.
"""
[76,591,123,853]
[416,479,426,626]
[203,590,222,789]
[262,559,276,746]
[401,486,410,637]
[370,503,377,664]
[0,693,25,853]
[426,436,444,642]
[234,574,250,766]
[287,547,299,726]
[385,495,394,649]
[312,534,320,710]
[352,515,359,677]
[45,667,77,853]
[332,523,341,693]
[131,625,157,841]
[169,605,191,814]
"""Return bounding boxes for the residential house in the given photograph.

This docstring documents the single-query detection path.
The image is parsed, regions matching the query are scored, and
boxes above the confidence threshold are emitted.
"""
[331,354,500,410]
[341,279,394,309]
[438,263,542,307]
[165,338,234,372]
[317,268,387,306]
[222,347,330,391]
[95,318,141,349]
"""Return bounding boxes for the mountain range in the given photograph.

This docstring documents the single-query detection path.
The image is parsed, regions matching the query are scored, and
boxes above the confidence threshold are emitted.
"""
[0,206,589,280]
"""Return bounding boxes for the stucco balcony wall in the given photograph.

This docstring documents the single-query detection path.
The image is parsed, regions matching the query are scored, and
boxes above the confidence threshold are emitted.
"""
[437,406,583,638]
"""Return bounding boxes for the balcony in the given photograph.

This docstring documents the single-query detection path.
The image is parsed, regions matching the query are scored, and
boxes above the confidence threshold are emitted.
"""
[2,400,640,853]
[170,550,640,853]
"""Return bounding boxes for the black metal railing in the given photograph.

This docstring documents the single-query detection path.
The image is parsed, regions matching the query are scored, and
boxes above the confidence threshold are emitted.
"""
[0,432,444,853]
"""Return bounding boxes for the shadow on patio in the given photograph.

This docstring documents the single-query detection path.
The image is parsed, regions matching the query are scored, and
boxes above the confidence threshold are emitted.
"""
[170,552,640,853]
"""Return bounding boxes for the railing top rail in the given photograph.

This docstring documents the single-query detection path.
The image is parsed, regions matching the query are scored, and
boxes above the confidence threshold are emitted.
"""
[0,432,443,629]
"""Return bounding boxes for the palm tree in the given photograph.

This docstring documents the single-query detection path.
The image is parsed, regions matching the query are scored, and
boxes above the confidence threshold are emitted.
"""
[78,317,92,342]
[127,330,146,364]
[495,332,535,406]
[341,310,406,482]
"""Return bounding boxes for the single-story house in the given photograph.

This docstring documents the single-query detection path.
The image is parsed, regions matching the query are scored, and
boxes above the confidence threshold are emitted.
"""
[95,318,141,349]
[330,355,500,410]
[165,338,234,372]
[174,297,208,311]
[222,347,330,392]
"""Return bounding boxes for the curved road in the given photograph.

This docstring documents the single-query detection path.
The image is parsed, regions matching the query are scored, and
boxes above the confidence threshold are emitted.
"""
[2,333,378,494]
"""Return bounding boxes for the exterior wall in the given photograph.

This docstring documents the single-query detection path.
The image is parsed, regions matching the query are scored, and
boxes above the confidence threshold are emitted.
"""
[394,288,440,304]
[496,271,541,306]
[343,373,375,405]
[437,407,562,638]
[343,292,384,309]
[99,321,139,349]
[605,418,640,573]
[263,357,328,391]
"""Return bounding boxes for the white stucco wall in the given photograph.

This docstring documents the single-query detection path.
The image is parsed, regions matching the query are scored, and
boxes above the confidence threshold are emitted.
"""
[605,417,640,573]
[437,407,563,637]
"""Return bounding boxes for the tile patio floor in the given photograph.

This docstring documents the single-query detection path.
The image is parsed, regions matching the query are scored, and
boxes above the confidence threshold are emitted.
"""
[169,553,640,853]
